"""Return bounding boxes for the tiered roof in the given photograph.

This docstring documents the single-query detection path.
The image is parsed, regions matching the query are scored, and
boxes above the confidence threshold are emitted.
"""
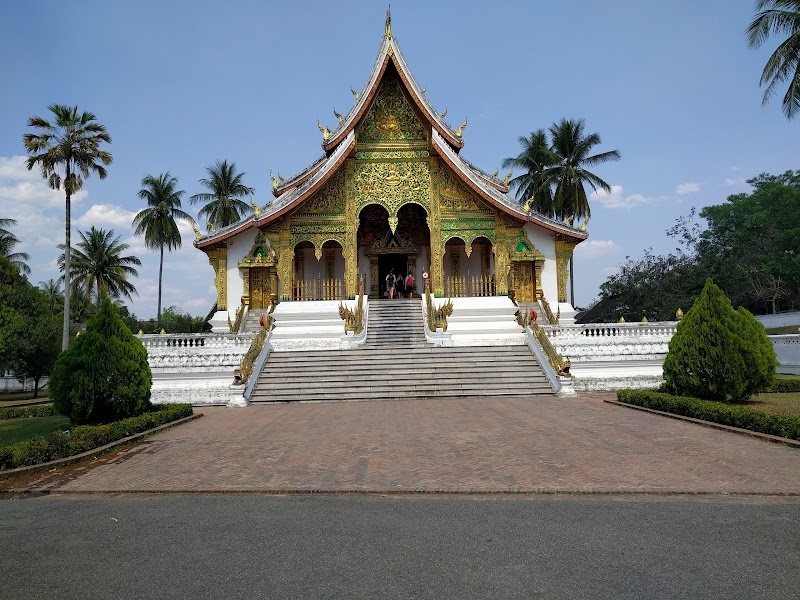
[196,13,587,249]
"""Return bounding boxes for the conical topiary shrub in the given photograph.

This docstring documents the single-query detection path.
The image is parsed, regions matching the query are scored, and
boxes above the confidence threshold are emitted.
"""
[51,299,152,424]
[663,279,748,401]
[735,306,778,398]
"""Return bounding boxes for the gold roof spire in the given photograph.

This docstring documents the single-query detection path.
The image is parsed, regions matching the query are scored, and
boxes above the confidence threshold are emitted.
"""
[385,5,392,39]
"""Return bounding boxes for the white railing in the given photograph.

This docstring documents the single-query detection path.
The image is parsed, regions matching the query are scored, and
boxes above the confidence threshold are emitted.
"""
[138,333,255,372]
[544,322,677,362]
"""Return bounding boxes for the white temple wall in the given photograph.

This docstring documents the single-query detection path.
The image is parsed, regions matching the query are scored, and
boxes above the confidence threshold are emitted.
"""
[225,227,257,314]
[525,224,558,302]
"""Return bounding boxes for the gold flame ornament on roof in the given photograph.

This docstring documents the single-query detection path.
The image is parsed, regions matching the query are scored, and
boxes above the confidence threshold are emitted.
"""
[385,4,392,39]
[491,169,499,178]
[580,216,590,232]
[502,171,512,186]
[333,108,344,124]
[270,171,279,190]
[351,86,360,100]
[207,222,216,233]
[455,117,468,138]
[249,198,261,217]
[439,107,448,118]
[317,120,330,141]
[192,222,203,240]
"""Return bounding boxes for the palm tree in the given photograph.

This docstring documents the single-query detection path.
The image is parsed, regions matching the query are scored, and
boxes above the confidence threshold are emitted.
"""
[38,278,63,315]
[748,0,800,119]
[59,227,140,309]
[133,172,195,326]
[24,105,112,349]
[189,160,255,229]
[502,130,557,216]
[540,118,620,222]
[0,218,31,275]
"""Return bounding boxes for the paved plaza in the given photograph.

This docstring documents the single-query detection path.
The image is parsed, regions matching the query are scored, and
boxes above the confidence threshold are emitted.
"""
[8,394,800,495]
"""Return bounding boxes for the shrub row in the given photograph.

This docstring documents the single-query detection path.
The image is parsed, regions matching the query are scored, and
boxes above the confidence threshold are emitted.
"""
[0,404,193,471]
[616,390,800,441]
[770,379,800,393]
[0,405,57,420]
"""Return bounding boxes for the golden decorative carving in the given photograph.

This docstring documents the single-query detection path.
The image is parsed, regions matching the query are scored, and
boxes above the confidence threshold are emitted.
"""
[333,107,344,124]
[425,290,453,331]
[356,149,429,160]
[339,289,365,334]
[439,108,448,118]
[351,86,360,100]
[491,169,499,178]
[192,222,203,240]
[270,171,279,190]
[455,117,468,138]
[354,161,431,218]
[555,239,576,303]
[317,120,330,141]
[344,159,358,299]
[356,73,427,145]
[385,5,392,39]
[502,171,512,185]
[676,308,684,320]
[249,198,261,217]
[207,246,227,311]
[296,170,345,215]
[580,216,590,232]
[207,222,216,233]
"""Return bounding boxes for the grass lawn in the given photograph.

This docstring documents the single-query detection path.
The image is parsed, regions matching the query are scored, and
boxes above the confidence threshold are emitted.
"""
[765,325,800,334]
[0,390,50,403]
[744,392,800,418]
[0,416,71,446]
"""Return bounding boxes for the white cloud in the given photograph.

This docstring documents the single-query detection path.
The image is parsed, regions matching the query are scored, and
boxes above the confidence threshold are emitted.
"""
[675,182,701,195]
[724,177,746,187]
[74,204,137,229]
[575,239,618,258]
[599,265,620,277]
[590,185,649,209]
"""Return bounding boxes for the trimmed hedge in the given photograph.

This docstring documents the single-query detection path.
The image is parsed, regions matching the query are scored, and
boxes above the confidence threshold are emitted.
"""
[617,389,800,441]
[0,404,193,471]
[0,405,57,420]
[770,379,800,393]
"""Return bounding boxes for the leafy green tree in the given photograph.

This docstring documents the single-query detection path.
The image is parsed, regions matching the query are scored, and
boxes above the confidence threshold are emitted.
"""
[189,160,255,229]
[60,227,141,309]
[24,104,112,350]
[38,278,63,315]
[50,299,152,424]
[502,130,556,215]
[0,257,60,397]
[748,0,800,119]
[0,218,31,275]
[540,118,620,222]
[699,171,800,314]
[132,172,195,326]
[663,279,775,402]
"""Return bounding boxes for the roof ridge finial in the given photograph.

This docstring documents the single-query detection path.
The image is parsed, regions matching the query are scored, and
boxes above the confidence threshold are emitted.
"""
[385,4,392,39]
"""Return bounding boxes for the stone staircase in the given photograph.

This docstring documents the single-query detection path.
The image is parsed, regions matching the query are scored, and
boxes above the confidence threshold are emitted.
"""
[250,299,554,402]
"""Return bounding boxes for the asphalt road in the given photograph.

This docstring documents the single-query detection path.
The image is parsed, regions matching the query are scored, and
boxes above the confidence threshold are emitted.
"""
[2,494,798,599]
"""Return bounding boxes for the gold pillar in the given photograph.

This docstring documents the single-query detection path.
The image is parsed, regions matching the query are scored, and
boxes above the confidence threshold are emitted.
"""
[207,247,227,310]
[534,260,544,299]
[277,220,292,301]
[555,240,576,303]
[428,157,445,297]
[369,256,379,297]
[345,158,358,299]
[241,266,250,306]
[480,245,490,279]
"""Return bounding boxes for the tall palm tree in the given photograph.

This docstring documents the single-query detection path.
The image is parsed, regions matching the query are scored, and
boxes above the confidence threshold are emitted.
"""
[0,218,31,275]
[38,278,63,315]
[24,104,112,349]
[540,118,620,222]
[59,227,140,309]
[189,160,255,229]
[133,172,195,325]
[502,130,557,216]
[748,0,800,119]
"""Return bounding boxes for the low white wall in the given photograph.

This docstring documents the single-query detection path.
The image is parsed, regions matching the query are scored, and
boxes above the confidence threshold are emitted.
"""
[771,335,800,375]
[757,312,800,330]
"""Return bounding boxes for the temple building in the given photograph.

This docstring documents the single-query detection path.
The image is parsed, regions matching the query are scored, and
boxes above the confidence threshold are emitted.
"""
[194,12,587,331]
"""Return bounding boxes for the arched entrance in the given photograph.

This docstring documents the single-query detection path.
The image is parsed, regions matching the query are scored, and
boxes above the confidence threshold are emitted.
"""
[292,240,345,300]
[358,203,430,298]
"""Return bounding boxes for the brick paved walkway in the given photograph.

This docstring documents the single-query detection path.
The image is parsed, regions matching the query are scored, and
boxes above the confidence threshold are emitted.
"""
[15,395,800,494]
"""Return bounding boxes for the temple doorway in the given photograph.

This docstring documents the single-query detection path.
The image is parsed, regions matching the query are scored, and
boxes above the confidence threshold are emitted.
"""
[378,254,408,298]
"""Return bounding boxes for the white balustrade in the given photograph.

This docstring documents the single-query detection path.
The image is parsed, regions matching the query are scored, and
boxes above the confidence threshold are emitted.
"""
[137,333,255,372]
[544,322,678,362]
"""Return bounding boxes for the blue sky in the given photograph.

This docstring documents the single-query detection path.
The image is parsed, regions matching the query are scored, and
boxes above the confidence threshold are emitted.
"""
[0,0,796,317]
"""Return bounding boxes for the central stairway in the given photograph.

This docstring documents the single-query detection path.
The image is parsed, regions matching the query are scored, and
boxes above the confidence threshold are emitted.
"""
[250,299,554,402]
